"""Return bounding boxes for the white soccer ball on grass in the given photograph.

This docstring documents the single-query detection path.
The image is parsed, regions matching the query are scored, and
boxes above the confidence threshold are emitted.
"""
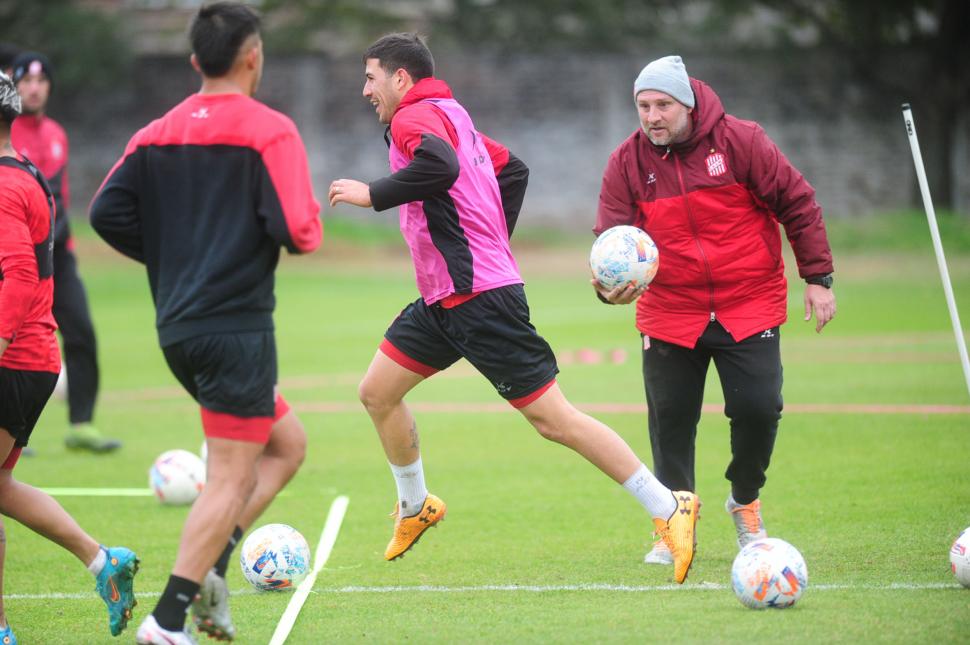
[950,527,970,588]
[148,449,206,505]
[240,523,311,592]
[731,537,808,609]
[589,225,659,291]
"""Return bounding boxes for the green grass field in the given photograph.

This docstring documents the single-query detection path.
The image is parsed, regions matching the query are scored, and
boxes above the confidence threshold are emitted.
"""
[5,215,970,643]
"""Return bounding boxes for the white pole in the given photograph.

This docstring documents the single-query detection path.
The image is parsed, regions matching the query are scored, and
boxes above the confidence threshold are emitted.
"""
[902,103,970,401]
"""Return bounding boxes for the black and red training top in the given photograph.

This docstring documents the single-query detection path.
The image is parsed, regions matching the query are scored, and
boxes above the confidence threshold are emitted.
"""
[90,93,322,347]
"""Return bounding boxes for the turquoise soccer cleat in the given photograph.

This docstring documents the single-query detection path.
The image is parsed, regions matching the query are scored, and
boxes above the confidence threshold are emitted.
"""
[0,622,17,645]
[94,546,140,636]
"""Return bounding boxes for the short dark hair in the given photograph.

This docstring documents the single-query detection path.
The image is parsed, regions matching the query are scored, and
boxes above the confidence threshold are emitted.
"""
[189,2,261,78]
[364,33,434,82]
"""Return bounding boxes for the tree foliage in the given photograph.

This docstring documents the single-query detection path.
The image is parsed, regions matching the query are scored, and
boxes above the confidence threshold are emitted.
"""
[0,0,131,104]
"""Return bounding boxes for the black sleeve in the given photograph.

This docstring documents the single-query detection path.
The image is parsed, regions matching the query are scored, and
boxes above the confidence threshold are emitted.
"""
[90,155,144,263]
[496,152,529,237]
[369,134,460,212]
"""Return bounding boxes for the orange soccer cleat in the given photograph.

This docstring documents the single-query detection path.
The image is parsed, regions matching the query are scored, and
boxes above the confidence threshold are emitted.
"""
[384,493,447,561]
[652,491,699,584]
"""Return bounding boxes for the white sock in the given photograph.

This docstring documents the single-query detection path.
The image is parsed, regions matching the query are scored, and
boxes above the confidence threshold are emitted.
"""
[389,457,428,518]
[87,546,107,577]
[622,463,676,520]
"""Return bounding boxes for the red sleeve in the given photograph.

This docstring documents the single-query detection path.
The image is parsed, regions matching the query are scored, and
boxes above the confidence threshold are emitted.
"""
[595,146,639,236]
[391,104,458,160]
[747,125,833,278]
[480,134,510,175]
[0,181,41,341]
[260,125,322,254]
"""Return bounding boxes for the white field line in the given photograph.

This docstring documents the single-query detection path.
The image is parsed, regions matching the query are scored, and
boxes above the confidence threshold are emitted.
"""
[6,581,959,601]
[269,495,350,645]
[40,488,155,496]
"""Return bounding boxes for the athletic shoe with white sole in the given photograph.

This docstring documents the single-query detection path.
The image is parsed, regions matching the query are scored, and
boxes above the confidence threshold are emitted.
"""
[192,569,235,641]
[643,537,674,565]
[652,490,699,584]
[726,495,766,548]
[385,493,446,560]
[94,546,139,636]
[135,615,198,645]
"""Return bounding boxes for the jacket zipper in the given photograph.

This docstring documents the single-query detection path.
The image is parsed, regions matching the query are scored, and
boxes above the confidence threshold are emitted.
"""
[672,151,717,323]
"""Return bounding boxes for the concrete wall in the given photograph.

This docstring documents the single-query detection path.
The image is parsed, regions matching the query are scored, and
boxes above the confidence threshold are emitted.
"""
[60,49,970,227]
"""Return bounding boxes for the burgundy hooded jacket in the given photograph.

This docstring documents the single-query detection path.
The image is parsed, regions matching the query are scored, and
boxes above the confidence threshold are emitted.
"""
[596,78,833,348]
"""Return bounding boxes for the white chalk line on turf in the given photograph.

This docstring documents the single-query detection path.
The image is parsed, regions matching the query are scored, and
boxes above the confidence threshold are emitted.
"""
[40,487,155,496]
[7,581,959,601]
[269,494,350,645]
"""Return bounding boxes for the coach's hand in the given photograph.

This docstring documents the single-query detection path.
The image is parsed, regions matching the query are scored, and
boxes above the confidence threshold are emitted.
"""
[329,179,372,208]
[804,284,836,333]
[591,277,645,305]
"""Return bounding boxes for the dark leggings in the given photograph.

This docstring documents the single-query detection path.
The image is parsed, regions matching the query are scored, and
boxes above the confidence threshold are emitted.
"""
[642,321,783,504]
[52,241,99,424]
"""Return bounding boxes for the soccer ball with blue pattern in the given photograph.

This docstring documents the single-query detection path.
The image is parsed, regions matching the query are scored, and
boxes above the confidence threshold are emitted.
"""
[731,538,808,609]
[590,225,659,291]
[950,527,970,588]
[240,523,311,592]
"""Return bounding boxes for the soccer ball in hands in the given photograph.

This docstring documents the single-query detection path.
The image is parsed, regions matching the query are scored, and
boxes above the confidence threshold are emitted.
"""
[149,449,206,505]
[240,523,311,592]
[731,538,809,609]
[589,225,659,291]
[950,527,970,588]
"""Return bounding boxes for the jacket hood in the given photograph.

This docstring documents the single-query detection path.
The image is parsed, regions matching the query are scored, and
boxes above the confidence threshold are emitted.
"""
[396,77,453,115]
[645,78,724,153]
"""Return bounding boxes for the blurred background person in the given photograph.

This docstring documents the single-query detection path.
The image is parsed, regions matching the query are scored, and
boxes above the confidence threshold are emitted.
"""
[10,51,121,454]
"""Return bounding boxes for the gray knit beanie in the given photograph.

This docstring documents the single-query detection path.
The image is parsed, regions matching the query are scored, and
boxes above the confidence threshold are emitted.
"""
[633,55,694,108]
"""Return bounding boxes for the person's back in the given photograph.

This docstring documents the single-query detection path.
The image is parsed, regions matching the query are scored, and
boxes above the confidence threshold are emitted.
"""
[96,92,319,345]
[89,4,321,642]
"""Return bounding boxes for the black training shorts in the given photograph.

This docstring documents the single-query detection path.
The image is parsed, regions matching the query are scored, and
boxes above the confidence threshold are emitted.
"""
[0,367,58,447]
[383,284,559,405]
[162,330,278,419]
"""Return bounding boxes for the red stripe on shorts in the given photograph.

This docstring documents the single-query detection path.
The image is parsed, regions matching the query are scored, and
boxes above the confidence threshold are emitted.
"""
[200,407,273,444]
[508,378,557,409]
[274,393,291,421]
[379,339,438,377]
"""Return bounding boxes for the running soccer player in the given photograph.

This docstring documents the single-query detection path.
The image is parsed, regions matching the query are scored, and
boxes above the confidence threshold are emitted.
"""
[0,70,138,643]
[90,3,321,643]
[329,33,699,583]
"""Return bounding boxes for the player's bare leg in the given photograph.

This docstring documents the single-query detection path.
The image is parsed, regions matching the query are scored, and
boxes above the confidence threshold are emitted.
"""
[517,383,642,483]
[172,437,262,583]
[237,410,307,529]
[518,384,698,582]
[359,350,445,559]
[0,431,139,634]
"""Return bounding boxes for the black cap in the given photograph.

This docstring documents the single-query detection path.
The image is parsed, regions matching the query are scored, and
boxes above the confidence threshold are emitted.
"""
[11,51,53,87]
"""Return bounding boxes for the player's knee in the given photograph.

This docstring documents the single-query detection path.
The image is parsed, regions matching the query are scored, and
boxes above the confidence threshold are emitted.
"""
[358,378,394,414]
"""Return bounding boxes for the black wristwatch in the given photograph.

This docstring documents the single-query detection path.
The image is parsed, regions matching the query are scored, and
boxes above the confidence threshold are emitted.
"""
[805,273,833,289]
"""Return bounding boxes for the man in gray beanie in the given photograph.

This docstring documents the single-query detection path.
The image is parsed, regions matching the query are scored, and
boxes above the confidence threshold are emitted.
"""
[593,55,836,572]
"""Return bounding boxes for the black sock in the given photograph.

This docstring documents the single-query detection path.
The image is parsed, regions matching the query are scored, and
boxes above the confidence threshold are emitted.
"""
[153,575,200,632]
[213,525,244,578]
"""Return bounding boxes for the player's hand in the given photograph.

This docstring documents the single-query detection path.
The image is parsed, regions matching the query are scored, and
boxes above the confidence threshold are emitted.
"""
[591,277,646,305]
[329,179,372,208]
[0,336,9,359]
[804,284,836,333]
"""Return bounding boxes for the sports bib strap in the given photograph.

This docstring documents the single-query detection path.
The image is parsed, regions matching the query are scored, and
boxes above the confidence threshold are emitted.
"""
[0,155,55,278]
